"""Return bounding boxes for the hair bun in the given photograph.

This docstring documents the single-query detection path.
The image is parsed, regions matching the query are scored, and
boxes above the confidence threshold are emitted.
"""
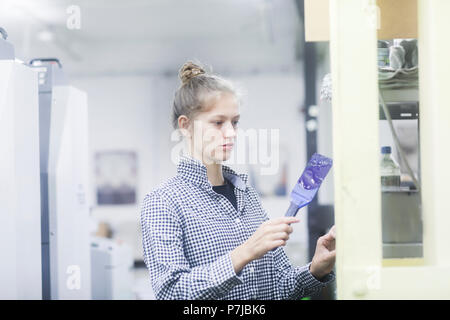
[179,61,206,84]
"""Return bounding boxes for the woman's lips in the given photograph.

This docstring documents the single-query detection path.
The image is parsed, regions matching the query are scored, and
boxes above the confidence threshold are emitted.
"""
[221,143,234,150]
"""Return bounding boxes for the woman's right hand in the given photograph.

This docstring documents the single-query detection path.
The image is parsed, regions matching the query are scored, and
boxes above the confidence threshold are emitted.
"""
[230,217,300,274]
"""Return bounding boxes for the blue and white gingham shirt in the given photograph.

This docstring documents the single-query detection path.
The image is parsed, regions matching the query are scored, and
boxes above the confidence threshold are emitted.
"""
[140,155,335,300]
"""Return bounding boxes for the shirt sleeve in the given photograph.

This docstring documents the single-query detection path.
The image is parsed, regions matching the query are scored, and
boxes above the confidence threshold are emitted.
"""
[140,191,244,300]
[272,246,335,300]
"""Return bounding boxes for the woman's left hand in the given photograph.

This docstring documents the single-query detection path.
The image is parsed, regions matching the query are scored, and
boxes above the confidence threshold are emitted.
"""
[309,225,336,280]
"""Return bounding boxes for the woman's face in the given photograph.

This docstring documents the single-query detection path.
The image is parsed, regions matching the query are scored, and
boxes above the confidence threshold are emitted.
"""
[187,92,240,164]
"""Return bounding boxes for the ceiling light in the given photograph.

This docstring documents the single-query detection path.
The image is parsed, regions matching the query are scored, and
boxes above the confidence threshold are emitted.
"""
[37,29,54,42]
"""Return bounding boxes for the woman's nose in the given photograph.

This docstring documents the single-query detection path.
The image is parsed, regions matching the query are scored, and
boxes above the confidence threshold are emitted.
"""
[222,122,237,139]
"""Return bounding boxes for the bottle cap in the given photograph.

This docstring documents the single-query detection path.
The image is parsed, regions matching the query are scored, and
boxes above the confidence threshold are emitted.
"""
[381,146,391,154]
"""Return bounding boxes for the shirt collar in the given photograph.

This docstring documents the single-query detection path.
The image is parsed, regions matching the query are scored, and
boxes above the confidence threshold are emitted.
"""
[177,154,248,192]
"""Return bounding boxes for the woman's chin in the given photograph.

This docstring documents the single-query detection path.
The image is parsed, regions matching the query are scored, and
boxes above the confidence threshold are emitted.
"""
[210,149,233,163]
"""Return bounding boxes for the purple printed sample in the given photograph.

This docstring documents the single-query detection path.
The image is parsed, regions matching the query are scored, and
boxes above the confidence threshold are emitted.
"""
[299,153,333,190]
[285,153,333,217]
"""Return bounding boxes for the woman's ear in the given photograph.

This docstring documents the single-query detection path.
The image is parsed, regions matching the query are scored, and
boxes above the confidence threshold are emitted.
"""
[178,115,191,138]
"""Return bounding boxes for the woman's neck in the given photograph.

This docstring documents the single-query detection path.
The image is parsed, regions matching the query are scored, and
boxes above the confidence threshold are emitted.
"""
[190,152,225,186]
[205,162,225,186]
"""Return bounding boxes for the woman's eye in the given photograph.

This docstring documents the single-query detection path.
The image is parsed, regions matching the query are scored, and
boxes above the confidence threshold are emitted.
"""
[212,120,238,126]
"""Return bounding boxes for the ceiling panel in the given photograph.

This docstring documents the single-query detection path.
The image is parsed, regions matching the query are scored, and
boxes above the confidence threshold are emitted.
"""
[0,0,302,76]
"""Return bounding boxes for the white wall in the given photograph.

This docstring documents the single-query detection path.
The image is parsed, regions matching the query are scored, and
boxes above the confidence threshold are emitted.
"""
[72,75,173,260]
[73,71,308,264]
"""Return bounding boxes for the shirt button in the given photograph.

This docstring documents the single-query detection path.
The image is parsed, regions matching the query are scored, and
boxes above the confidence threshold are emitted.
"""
[248,266,254,273]
[235,218,241,224]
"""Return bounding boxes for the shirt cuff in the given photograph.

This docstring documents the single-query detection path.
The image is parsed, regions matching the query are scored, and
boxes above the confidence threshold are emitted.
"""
[305,262,335,285]
[291,262,335,297]
[210,252,244,296]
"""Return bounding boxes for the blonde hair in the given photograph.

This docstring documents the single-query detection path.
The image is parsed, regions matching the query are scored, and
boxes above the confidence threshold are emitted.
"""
[171,60,239,129]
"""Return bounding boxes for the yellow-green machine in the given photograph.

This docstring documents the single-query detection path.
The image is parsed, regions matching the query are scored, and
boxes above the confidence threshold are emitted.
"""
[304,0,450,299]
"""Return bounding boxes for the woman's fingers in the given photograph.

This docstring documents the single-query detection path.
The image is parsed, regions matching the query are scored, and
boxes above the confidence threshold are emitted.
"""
[269,224,293,234]
[272,224,294,234]
[249,217,300,259]
[268,239,286,251]
[329,225,336,238]
[265,217,300,226]
[270,232,290,241]
[264,218,298,234]
[260,218,297,244]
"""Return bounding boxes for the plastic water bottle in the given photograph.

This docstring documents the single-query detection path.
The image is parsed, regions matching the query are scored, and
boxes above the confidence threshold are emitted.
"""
[380,146,401,187]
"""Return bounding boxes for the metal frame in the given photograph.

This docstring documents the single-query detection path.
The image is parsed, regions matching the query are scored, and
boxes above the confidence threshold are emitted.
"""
[296,0,336,299]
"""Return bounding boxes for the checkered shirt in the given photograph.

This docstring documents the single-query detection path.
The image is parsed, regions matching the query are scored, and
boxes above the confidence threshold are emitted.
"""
[140,155,335,300]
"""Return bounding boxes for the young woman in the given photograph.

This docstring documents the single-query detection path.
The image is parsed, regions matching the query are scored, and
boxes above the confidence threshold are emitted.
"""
[140,61,336,300]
